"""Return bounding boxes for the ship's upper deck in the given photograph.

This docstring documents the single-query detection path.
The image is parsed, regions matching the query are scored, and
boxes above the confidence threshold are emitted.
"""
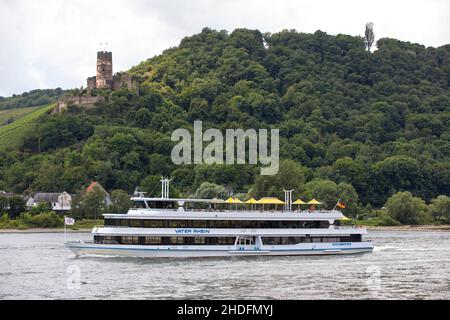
[104,209,344,221]
[102,196,347,221]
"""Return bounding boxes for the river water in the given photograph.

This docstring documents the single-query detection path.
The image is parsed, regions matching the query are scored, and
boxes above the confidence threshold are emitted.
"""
[0,230,449,299]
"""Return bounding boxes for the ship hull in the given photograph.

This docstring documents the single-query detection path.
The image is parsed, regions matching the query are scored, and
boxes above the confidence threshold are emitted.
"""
[66,242,374,258]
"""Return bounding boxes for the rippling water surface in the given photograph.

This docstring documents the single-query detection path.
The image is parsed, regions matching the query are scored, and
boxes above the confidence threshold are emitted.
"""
[0,231,449,299]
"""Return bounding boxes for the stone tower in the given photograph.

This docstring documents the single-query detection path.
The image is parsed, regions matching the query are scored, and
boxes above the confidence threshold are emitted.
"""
[96,51,113,89]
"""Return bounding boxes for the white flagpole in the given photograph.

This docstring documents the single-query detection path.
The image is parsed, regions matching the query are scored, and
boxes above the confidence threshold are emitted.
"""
[64,215,66,242]
[332,199,340,211]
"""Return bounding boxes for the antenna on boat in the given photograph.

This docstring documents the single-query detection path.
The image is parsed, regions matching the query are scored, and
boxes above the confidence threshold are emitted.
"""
[160,177,173,199]
[133,187,147,198]
[284,189,293,212]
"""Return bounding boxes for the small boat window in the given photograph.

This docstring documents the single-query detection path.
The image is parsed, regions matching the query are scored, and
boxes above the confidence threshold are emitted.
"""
[148,201,177,209]
[132,200,147,209]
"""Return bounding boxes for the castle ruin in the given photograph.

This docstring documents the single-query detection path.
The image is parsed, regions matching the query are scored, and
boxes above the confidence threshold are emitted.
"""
[87,51,135,91]
[55,51,137,113]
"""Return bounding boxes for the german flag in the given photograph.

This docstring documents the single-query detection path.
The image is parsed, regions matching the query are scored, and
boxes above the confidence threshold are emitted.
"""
[336,200,346,208]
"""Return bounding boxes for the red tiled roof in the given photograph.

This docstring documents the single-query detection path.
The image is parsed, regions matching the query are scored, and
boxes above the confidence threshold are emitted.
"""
[86,181,99,193]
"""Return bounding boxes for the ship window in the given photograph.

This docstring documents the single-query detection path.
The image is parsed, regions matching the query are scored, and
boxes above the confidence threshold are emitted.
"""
[121,236,139,245]
[132,201,147,209]
[192,220,207,228]
[143,236,161,245]
[168,220,185,228]
[143,220,166,228]
[105,219,330,229]
[149,201,177,209]
[130,220,142,228]
[194,237,205,245]
[170,237,184,245]
[95,235,238,246]
[322,237,340,243]
[262,236,362,245]
[105,219,115,226]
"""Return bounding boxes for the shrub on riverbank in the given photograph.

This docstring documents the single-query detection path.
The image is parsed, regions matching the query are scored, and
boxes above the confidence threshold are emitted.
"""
[20,212,63,228]
[429,195,450,224]
[385,192,431,225]
[356,211,401,226]
[0,213,103,229]
[0,212,63,229]
[71,219,103,229]
[0,214,28,229]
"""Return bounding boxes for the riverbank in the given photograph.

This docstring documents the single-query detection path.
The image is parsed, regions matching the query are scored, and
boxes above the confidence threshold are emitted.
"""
[366,225,450,232]
[0,228,92,233]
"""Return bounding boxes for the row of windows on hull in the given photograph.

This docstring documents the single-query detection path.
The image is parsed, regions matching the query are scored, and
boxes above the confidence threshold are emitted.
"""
[104,219,331,229]
[93,235,362,246]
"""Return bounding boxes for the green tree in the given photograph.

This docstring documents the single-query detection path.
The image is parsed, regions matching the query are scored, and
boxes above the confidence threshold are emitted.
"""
[429,195,450,223]
[301,179,339,210]
[71,186,108,220]
[0,196,8,214]
[193,182,228,199]
[337,182,361,218]
[134,108,151,128]
[364,22,375,52]
[385,191,430,225]
[375,156,424,200]
[83,186,108,219]
[140,175,162,197]
[332,157,366,193]
[29,202,53,215]
[8,196,26,219]
[109,190,132,214]
[251,159,307,199]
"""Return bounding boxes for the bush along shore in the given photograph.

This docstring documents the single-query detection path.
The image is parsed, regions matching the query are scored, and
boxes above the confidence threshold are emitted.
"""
[0,213,102,230]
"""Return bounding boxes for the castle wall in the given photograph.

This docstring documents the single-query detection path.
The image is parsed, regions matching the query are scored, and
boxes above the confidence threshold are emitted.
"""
[54,95,103,113]
[87,76,96,90]
[113,73,134,90]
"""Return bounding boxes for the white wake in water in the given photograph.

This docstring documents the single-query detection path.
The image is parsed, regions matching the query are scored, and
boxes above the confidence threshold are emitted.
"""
[373,245,399,252]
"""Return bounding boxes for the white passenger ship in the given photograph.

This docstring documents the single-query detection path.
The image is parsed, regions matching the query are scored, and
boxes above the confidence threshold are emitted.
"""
[66,180,373,257]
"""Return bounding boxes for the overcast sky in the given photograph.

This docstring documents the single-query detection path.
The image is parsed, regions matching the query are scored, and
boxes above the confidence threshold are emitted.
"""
[0,0,449,97]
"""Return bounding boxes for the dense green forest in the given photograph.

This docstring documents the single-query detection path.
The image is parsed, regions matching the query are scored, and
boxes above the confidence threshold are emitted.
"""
[0,88,66,110]
[0,28,449,220]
